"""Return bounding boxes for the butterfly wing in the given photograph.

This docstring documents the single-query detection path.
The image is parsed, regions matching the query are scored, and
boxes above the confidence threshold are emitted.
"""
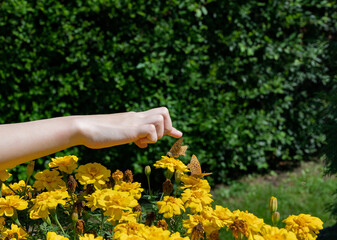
[167,138,187,158]
[187,154,212,178]
[187,154,202,175]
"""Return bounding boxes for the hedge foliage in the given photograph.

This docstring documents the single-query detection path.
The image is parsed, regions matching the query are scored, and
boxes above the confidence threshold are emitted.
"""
[1,0,336,183]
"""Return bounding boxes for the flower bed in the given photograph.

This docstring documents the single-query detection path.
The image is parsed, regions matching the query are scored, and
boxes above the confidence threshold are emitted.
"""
[0,147,323,239]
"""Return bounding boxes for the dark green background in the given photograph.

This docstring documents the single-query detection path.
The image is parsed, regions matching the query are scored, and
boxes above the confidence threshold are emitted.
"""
[1,0,336,184]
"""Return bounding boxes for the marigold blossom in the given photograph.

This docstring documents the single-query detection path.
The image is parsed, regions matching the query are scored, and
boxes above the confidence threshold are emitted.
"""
[30,188,69,219]
[97,189,138,222]
[113,222,147,240]
[114,181,144,200]
[169,232,190,240]
[1,180,33,197]
[0,195,28,217]
[2,224,28,239]
[254,225,297,240]
[75,162,111,189]
[49,155,78,174]
[157,196,185,219]
[283,214,323,240]
[180,175,211,192]
[79,234,104,240]
[154,156,189,173]
[33,169,65,191]
[229,210,264,240]
[0,170,11,182]
[46,232,70,240]
[181,189,213,213]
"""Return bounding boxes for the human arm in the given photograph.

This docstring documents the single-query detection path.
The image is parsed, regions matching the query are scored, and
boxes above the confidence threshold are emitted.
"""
[0,107,182,170]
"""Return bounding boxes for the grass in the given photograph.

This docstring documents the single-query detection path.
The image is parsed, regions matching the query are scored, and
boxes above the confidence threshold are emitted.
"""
[212,160,336,238]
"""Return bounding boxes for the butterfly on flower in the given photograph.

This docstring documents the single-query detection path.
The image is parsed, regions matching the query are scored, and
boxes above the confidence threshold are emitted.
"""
[166,138,188,159]
[187,155,212,178]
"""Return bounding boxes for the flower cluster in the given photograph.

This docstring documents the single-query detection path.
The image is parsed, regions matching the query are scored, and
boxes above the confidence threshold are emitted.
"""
[0,142,324,240]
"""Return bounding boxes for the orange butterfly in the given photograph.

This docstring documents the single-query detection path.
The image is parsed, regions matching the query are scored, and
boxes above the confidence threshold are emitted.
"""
[166,138,188,158]
[187,154,212,178]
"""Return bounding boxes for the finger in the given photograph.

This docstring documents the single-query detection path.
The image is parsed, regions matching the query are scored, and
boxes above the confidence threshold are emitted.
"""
[139,124,158,143]
[167,127,183,138]
[140,113,165,140]
[142,107,173,137]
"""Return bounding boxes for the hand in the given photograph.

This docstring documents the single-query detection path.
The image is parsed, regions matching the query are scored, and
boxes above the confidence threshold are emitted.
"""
[76,107,183,148]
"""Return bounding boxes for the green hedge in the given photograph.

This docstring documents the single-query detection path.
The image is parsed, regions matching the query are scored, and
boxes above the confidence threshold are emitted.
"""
[1,0,336,183]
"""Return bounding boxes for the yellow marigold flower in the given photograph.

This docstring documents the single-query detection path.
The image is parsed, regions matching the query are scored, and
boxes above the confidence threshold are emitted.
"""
[169,232,190,240]
[0,216,5,231]
[47,232,70,240]
[179,175,211,193]
[200,206,233,234]
[0,195,28,217]
[79,234,103,240]
[98,189,138,222]
[0,169,11,182]
[142,225,171,240]
[84,189,107,211]
[114,181,144,200]
[30,188,69,219]
[154,156,189,173]
[108,211,138,225]
[183,214,206,235]
[33,169,65,191]
[229,210,264,240]
[181,189,213,213]
[157,196,185,219]
[75,163,111,189]
[2,224,28,239]
[1,180,34,198]
[283,214,324,240]
[113,222,147,240]
[49,155,78,174]
[254,225,297,240]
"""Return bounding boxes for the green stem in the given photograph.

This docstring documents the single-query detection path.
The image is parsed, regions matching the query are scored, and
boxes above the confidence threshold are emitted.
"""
[12,210,21,227]
[53,212,66,235]
[146,175,152,197]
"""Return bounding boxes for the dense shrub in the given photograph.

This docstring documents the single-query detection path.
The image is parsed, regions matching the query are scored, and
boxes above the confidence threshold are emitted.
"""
[0,0,336,183]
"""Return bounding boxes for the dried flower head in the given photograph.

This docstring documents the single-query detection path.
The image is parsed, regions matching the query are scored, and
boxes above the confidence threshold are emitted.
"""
[145,212,156,226]
[67,175,78,194]
[123,169,133,183]
[156,219,168,230]
[163,179,173,195]
[76,219,85,235]
[191,222,204,240]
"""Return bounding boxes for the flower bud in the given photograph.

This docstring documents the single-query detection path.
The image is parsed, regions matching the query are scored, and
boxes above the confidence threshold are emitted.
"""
[26,161,35,178]
[269,196,277,213]
[43,216,52,225]
[175,170,183,184]
[145,166,151,176]
[72,211,78,222]
[165,169,174,179]
[272,211,280,225]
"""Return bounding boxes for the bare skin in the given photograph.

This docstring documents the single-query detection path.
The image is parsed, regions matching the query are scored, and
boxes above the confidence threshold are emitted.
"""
[0,107,182,171]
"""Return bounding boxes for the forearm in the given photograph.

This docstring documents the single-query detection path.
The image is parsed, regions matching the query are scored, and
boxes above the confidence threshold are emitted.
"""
[0,116,81,171]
